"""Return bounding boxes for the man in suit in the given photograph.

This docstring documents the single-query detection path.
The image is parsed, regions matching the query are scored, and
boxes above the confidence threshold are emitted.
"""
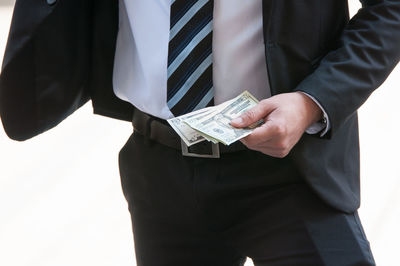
[1,0,399,265]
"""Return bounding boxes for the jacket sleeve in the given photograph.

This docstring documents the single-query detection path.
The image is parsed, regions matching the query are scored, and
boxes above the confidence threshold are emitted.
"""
[0,0,91,141]
[294,0,400,137]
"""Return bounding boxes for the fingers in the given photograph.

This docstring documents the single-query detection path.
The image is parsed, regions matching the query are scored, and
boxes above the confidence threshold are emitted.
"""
[240,121,292,158]
[241,123,274,145]
[241,138,292,158]
[245,121,286,143]
[230,99,275,128]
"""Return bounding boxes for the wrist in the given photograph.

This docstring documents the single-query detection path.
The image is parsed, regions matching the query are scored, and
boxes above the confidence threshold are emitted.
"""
[294,92,323,127]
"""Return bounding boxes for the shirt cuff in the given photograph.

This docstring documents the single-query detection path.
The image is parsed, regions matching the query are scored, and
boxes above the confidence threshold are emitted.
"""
[300,92,330,137]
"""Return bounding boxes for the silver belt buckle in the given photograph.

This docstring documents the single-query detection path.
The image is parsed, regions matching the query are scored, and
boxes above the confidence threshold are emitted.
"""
[181,140,220,159]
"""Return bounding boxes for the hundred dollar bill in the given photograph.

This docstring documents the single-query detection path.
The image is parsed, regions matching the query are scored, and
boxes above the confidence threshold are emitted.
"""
[186,91,263,145]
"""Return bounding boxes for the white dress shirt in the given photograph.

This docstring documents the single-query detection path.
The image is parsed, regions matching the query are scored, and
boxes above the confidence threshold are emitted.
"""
[113,0,328,134]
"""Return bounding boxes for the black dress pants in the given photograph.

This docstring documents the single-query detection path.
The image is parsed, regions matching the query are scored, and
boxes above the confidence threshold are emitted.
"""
[118,131,375,266]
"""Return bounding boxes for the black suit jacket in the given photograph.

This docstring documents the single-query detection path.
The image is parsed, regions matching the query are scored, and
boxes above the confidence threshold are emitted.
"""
[1,0,399,213]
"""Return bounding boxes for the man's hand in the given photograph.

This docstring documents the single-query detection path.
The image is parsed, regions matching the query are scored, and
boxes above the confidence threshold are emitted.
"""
[230,92,323,158]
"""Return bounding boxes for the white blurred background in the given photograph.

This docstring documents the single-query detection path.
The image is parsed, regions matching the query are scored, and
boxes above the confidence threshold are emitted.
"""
[0,1,399,265]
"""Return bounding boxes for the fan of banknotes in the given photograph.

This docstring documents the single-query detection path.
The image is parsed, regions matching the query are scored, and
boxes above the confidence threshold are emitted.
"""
[167,91,264,146]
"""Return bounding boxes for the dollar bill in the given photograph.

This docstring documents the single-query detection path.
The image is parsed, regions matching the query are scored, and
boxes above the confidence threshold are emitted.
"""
[167,107,215,146]
[185,91,263,145]
[168,97,237,146]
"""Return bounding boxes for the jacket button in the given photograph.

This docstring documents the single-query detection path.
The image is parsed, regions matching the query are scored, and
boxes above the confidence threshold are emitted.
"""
[47,0,57,5]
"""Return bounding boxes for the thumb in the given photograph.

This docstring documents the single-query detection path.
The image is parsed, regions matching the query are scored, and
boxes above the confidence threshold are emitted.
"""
[230,100,274,128]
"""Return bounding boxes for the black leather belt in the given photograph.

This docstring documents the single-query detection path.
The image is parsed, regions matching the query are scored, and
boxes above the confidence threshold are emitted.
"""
[131,107,247,158]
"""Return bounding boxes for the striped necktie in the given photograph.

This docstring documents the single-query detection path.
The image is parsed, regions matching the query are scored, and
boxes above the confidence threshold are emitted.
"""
[167,0,214,116]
